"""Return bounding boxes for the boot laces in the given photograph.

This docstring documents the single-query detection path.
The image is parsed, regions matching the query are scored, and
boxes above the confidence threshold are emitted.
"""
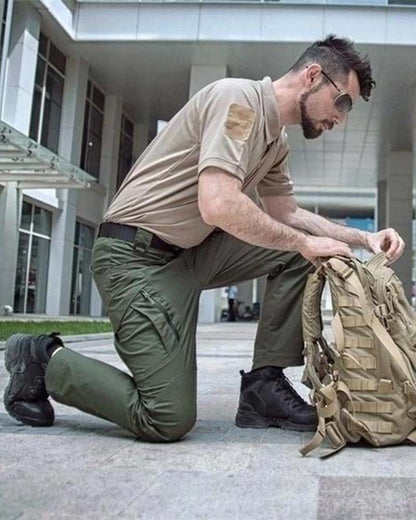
[275,374,307,406]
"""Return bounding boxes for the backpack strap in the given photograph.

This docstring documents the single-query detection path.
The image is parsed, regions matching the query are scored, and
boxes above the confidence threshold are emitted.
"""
[302,268,325,344]
[366,251,390,270]
[407,430,416,443]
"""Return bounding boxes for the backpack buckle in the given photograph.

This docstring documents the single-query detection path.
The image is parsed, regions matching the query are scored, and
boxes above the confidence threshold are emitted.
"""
[326,260,354,280]
[326,421,346,450]
[375,304,390,330]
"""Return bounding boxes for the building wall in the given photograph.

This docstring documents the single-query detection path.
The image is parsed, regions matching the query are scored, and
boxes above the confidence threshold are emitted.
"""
[0,2,137,316]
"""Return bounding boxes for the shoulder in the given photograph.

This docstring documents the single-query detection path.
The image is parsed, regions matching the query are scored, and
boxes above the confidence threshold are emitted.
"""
[199,78,261,107]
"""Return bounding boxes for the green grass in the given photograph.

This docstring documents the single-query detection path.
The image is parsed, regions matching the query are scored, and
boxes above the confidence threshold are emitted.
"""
[0,321,113,341]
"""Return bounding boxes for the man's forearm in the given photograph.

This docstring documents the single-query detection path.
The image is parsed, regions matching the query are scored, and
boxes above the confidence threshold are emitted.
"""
[287,207,369,249]
[206,191,307,252]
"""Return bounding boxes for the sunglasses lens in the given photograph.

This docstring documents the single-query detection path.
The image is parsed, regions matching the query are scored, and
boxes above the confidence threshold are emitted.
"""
[335,94,353,113]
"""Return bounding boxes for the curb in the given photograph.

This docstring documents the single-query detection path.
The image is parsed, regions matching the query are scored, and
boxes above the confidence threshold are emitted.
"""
[0,332,114,352]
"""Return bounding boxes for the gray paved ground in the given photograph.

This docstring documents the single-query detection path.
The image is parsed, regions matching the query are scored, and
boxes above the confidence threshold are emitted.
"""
[1,322,415,520]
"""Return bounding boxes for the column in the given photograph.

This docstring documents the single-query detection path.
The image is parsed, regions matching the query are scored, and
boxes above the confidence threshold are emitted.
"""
[0,3,40,313]
[46,57,89,315]
[190,65,228,322]
[189,65,228,98]
[385,151,413,300]
[2,2,40,132]
[376,154,388,232]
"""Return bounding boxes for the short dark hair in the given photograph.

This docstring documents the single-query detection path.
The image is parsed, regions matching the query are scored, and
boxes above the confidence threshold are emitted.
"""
[291,34,376,101]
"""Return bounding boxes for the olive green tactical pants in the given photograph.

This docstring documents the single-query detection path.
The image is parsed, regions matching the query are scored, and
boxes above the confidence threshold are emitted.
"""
[45,229,313,442]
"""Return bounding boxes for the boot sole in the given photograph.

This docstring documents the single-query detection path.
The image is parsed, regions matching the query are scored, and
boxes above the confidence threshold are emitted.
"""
[235,411,317,432]
[4,335,54,427]
[4,383,54,427]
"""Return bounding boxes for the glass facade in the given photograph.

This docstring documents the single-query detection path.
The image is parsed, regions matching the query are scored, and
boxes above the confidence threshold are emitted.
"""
[70,221,95,315]
[117,114,134,189]
[80,81,105,180]
[14,201,52,314]
[29,33,66,154]
[0,0,8,67]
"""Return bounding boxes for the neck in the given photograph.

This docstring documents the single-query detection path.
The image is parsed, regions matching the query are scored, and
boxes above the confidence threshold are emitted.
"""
[272,74,302,127]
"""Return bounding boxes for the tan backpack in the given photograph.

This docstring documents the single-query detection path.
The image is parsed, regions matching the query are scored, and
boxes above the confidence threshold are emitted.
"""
[300,252,416,457]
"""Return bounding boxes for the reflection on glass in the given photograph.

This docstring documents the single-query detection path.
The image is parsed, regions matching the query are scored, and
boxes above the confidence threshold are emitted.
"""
[20,201,32,230]
[70,222,94,315]
[26,236,50,314]
[33,206,52,236]
[14,233,30,313]
[70,246,79,314]
[29,34,65,154]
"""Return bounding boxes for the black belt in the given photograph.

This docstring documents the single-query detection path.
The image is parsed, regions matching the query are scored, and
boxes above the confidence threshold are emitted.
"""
[98,222,183,254]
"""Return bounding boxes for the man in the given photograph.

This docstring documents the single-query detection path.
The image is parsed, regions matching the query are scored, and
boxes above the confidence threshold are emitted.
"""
[226,285,238,321]
[4,35,405,440]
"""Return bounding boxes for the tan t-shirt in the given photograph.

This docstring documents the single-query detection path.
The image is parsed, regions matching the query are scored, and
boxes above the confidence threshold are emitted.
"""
[104,77,293,249]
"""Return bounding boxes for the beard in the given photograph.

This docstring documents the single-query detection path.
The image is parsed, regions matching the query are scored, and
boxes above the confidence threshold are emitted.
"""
[299,91,333,140]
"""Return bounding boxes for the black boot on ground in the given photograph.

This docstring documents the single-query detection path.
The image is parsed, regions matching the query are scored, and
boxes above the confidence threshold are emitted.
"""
[235,366,318,432]
[3,333,63,427]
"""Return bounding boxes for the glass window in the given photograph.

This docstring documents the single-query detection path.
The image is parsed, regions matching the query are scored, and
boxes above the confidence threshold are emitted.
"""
[117,114,134,189]
[39,33,48,58]
[80,82,105,180]
[29,89,42,143]
[49,42,66,75]
[20,201,32,231]
[14,201,52,314]
[33,206,52,236]
[70,222,95,315]
[93,88,105,111]
[26,236,50,314]
[14,233,30,313]
[29,33,66,154]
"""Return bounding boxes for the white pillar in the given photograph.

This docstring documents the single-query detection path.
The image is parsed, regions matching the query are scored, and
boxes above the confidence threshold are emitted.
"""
[376,155,388,232]
[189,65,228,98]
[191,65,228,322]
[0,3,40,313]
[2,2,40,133]
[46,57,89,316]
[0,182,21,313]
[385,151,413,300]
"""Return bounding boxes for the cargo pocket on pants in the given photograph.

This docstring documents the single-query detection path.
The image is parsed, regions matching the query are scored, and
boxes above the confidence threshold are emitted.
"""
[126,288,180,356]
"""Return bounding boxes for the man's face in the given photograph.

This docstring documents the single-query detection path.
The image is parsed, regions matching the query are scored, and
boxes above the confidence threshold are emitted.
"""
[299,69,360,139]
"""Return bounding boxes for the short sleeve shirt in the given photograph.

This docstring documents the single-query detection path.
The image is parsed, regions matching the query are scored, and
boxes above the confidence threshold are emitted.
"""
[104,77,294,249]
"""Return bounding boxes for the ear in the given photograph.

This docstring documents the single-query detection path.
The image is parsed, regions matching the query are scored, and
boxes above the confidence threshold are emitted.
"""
[303,63,322,88]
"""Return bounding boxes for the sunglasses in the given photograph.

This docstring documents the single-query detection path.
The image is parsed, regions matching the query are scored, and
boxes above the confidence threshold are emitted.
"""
[321,70,353,113]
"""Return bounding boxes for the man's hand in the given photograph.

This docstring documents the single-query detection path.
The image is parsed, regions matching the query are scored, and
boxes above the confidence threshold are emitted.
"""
[298,236,355,266]
[366,228,405,263]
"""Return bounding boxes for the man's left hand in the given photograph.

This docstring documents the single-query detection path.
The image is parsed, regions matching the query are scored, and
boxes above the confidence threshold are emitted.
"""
[366,228,405,263]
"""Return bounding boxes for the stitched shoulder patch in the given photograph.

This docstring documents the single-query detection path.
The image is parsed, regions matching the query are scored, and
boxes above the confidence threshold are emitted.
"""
[225,103,256,142]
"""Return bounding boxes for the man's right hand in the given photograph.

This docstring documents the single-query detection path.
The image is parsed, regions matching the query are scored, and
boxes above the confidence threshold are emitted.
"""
[298,236,355,266]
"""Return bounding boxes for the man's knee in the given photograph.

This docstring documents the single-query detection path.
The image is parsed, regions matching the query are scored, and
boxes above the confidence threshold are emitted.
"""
[132,396,197,443]
[156,411,197,442]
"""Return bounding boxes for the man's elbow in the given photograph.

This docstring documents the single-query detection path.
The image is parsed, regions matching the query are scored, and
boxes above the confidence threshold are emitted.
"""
[198,197,226,226]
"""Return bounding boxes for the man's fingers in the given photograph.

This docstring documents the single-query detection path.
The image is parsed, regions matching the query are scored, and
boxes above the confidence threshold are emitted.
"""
[387,235,405,263]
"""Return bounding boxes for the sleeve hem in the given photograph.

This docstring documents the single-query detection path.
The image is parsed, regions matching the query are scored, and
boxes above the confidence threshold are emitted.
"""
[198,157,246,182]
[257,186,294,197]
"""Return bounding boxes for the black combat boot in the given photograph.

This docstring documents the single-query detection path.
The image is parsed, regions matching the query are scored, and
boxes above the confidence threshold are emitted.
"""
[3,333,64,427]
[235,366,318,431]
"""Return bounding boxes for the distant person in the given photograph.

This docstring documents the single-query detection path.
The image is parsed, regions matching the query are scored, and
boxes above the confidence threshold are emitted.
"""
[225,285,238,321]
[4,35,404,440]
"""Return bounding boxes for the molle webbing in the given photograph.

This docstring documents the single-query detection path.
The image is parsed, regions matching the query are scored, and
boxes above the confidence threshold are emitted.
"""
[346,401,393,414]
[300,253,416,457]
[344,379,393,393]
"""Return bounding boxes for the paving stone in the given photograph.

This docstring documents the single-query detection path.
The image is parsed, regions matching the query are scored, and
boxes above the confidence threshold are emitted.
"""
[1,322,415,519]
[119,469,319,520]
[317,476,416,520]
